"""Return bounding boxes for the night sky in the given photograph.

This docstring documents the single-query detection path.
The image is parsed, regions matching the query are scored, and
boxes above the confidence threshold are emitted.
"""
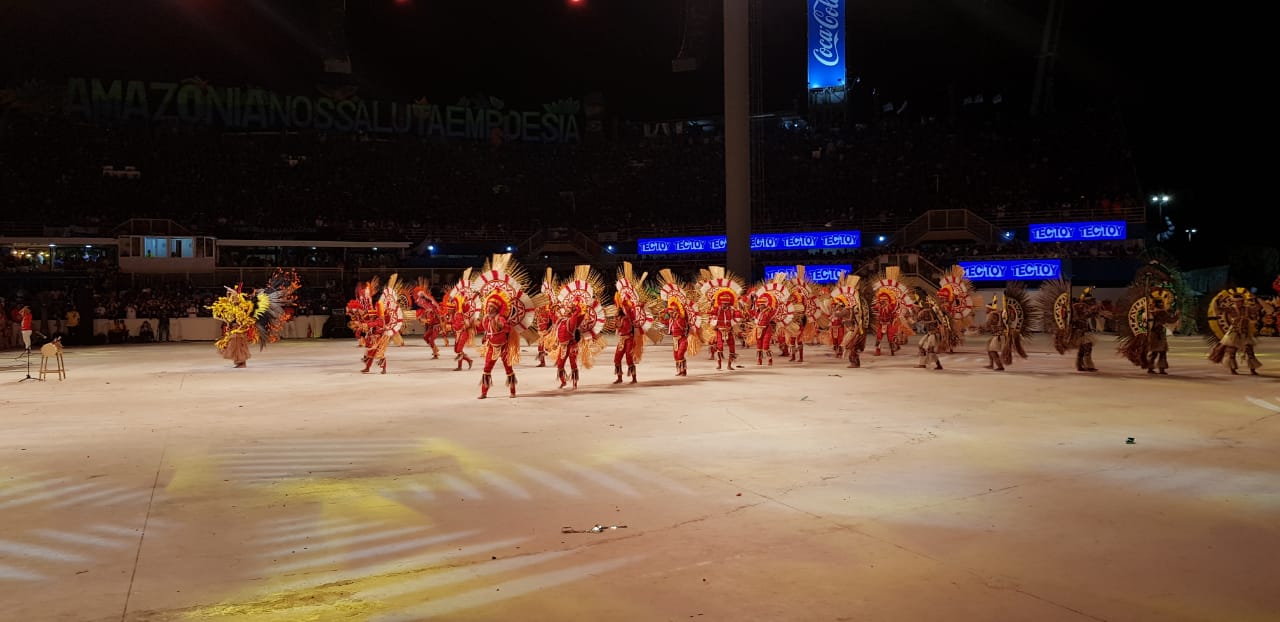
[2,0,1220,245]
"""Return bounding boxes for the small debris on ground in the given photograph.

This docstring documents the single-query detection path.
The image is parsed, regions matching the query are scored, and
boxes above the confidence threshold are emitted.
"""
[562,524,628,534]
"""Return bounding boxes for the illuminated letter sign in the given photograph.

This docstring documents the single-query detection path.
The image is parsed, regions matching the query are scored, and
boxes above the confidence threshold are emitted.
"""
[808,0,846,89]
[637,231,859,255]
[763,264,852,284]
[959,259,1062,281]
[1028,221,1126,243]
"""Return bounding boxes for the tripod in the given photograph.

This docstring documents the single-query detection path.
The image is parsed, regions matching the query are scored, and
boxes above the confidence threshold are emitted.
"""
[18,332,45,382]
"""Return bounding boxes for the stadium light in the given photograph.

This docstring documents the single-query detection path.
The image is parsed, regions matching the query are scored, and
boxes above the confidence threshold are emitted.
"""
[1002,231,1014,240]
[876,235,886,243]
[505,245,514,252]
[606,245,615,253]
[427,245,435,252]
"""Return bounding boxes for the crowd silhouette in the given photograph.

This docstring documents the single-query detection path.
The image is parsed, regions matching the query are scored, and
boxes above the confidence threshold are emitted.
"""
[2,106,1141,242]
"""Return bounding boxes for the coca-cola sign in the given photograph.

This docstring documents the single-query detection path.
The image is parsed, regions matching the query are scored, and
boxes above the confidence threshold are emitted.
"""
[808,0,846,89]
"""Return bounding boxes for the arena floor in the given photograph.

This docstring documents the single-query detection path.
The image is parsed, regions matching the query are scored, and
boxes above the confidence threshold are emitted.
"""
[1,335,1277,622]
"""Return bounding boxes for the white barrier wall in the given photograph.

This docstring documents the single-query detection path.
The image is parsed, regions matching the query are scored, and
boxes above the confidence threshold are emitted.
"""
[92,316,332,341]
[89,315,429,341]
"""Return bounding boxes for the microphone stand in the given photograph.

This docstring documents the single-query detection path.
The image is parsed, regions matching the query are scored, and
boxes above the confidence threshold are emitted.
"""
[18,332,46,382]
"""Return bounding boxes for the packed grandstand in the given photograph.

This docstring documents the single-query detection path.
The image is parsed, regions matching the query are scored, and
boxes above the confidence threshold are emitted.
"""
[1,85,1150,343]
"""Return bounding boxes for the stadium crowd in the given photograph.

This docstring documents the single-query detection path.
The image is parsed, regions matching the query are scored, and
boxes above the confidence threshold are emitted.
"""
[1,102,1150,348]
[1,106,1141,241]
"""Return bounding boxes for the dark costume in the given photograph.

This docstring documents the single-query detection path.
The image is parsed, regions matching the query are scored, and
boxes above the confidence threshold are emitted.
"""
[1208,288,1263,375]
[1041,280,1105,372]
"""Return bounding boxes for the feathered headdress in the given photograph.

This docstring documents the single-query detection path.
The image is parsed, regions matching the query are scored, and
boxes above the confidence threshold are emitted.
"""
[613,261,648,310]
[411,277,437,310]
[698,266,745,312]
[1034,278,1074,355]
[613,261,660,346]
[1206,286,1255,348]
[936,265,975,321]
[830,273,865,312]
[445,268,475,315]
[472,253,540,357]
[872,266,912,309]
[555,264,609,367]
[750,273,795,327]
[210,268,301,351]
[655,268,693,314]
[256,268,302,348]
[382,272,405,315]
[541,267,560,300]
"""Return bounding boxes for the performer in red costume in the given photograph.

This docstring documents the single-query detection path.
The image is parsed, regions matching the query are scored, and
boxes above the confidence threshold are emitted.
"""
[478,295,517,398]
[546,264,608,389]
[554,303,586,388]
[751,295,779,366]
[697,267,745,371]
[612,295,640,383]
[347,279,377,348]
[411,278,442,359]
[748,275,792,366]
[442,269,476,371]
[656,268,700,377]
[829,305,845,359]
[871,267,914,356]
[784,266,821,363]
[611,262,656,385]
[359,274,405,374]
[534,268,560,367]
[711,292,740,370]
[471,253,538,398]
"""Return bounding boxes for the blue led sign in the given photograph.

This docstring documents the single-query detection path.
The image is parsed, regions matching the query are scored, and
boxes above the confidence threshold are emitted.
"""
[636,231,860,255]
[1028,221,1126,243]
[763,264,852,284]
[959,259,1062,281]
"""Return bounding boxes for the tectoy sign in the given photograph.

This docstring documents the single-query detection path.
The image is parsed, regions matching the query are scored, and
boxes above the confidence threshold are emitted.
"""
[959,259,1062,281]
[1028,221,1127,243]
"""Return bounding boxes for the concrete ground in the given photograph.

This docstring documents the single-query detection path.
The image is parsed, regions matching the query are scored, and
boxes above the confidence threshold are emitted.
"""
[1,334,1277,622]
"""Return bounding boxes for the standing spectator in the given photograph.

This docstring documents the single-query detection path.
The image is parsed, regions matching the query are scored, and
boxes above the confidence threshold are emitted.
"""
[18,305,33,354]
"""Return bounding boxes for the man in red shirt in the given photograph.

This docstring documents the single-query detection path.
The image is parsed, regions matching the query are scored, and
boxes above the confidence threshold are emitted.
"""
[18,305,33,354]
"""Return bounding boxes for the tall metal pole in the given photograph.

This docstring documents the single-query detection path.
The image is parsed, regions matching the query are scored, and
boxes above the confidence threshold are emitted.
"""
[1029,0,1057,117]
[724,0,752,280]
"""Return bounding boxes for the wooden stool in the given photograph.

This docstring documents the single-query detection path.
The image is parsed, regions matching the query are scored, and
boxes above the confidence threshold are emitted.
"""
[39,342,66,381]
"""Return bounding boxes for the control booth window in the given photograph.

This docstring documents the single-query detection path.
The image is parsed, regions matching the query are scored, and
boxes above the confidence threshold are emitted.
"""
[171,237,195,258]
[144,237,167,258]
